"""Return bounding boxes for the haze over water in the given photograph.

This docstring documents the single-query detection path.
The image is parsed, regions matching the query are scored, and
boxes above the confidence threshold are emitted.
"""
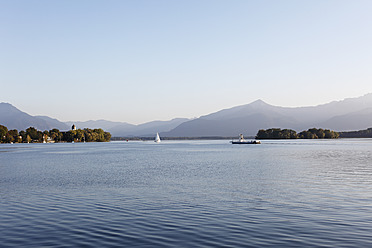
[1,140,372,247]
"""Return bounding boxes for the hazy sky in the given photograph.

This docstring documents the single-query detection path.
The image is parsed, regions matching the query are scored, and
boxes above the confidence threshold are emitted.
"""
[1,0,372,124]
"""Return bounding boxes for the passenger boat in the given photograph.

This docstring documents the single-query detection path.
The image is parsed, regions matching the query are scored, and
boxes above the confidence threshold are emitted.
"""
[231,134,261,144]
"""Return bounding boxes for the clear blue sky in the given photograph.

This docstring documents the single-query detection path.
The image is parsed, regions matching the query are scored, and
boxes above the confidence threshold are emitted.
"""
[1,0,372,124]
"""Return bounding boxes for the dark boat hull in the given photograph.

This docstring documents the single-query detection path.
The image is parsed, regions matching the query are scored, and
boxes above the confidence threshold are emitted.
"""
[231,141,261,144]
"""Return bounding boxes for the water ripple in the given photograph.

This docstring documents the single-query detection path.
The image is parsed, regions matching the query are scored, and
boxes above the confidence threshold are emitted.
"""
[1,140,372,247]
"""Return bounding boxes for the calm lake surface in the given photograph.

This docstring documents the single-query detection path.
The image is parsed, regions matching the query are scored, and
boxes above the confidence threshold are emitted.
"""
[1,139,372,247]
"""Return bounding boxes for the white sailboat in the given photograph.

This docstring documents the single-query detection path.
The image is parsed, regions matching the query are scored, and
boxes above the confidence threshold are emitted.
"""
[154,133,161,143]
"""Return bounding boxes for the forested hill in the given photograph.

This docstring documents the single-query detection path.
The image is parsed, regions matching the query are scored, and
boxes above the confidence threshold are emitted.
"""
[339,128,372,138]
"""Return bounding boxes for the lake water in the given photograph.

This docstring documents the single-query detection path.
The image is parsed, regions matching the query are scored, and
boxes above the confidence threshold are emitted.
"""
[1,139,372,247]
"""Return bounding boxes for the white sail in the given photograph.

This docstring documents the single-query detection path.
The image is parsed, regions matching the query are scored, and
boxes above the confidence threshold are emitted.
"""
[154,133,161,143]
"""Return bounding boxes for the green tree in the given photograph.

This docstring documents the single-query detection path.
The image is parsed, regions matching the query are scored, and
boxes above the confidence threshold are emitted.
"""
[104,132,111,141]
[26,127,38,140]
[49,129,60,142]
[75,129,85,142]
[19,130,26,143]
[257,127,338,139]
[299,131,312,139]
[84,129,94,142]
[8,129,19,143]
[93,128,105,142]
[256,129,269,139]
[256,128,298,139]
[316,129,325,139]
[281,129,298,139]
[0,125,8,143]
[36,131,43,142]
[64,130,76,142]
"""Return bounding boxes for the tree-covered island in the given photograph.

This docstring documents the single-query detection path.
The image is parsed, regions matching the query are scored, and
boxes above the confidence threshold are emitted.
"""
[256,128,339,139]
[0,124,111,143]
[338,128,372,138]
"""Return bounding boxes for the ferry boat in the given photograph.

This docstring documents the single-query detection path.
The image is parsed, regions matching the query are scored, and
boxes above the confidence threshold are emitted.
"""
[231,134,261,144]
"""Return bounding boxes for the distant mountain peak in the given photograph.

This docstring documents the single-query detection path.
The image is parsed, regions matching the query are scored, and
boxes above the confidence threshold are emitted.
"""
[1,102,17,109]
[359,92,372,100]
[250,99,269,106]
[0,102,23,113]
[0,102,71,131]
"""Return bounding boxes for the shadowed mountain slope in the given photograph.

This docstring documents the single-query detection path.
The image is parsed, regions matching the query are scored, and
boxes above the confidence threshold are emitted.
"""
[0,103,68,131]
[109,118,190,137]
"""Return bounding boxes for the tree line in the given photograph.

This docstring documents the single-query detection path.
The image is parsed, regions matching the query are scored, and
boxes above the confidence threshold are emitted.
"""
[256,128,339,139]
[339,128,372,138]
[0,125,111,143]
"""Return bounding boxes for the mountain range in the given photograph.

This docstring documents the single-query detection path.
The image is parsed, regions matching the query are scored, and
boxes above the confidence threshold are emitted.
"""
[0,103,69,131]
[163,94,372,137]
[1,93,372,137]
[0,102,189,137]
